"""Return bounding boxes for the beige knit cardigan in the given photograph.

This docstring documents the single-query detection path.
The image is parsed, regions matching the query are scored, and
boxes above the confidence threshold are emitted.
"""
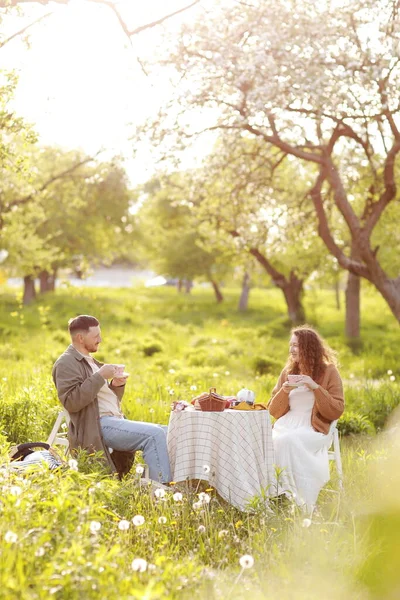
[268,364,345,434]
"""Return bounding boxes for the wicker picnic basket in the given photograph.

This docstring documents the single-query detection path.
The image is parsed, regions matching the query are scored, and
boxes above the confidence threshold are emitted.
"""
[197,387,226,412]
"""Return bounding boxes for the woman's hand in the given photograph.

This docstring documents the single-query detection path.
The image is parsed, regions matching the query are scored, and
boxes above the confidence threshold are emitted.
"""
[297,375,319,390]
[282,382,292,394]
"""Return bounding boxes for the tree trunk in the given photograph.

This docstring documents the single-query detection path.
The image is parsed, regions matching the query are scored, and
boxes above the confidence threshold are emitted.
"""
[184,280,193,294]
[334,278,341,310]
[281,272,305,324]
[39,270,56,293]
[228,233,307,324]
[238,271,251,311]
[345,270,360,339]
[177,279,183,292]
[210,279,224,303]
[23,275,37,305]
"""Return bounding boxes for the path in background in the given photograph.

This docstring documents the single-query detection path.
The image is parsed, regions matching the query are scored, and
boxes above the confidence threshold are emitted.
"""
[7,267,154,288]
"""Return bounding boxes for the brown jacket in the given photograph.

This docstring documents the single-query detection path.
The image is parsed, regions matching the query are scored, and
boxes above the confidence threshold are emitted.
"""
[268,364,344,434]
[52,345,134,477]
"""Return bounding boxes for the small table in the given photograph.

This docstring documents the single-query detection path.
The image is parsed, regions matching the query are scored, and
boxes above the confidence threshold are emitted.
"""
[167,408,276,511]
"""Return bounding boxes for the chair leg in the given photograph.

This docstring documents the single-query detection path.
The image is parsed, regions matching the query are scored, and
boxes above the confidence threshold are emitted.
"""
[47,412,64,446]
[333,429,343,489]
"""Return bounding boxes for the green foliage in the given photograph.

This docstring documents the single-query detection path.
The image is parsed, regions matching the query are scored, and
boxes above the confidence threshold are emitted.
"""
[252,355,282,375]
[142,341,164,357]
[0,284,399,598]
[337,411,375,436]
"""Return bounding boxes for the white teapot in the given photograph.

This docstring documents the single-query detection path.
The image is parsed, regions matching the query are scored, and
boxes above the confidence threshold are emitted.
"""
[236,388,256,405]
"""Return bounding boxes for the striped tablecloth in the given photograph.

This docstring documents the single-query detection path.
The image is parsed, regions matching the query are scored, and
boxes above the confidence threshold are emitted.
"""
[167,408,276,511]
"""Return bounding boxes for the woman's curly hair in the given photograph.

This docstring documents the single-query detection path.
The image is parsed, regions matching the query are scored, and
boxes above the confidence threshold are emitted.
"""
[285,325,337,381]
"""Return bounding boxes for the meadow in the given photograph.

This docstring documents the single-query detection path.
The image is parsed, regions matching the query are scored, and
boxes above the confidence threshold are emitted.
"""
[0,284,400,599]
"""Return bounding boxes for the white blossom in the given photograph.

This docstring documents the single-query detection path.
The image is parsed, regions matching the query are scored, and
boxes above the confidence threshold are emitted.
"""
[131,558,148,572]
[4,531,18,544]
[239,554,254,569]
[173,492,183,502]
[154,488,166,499]
[89,521,101,534]
[135,465,145,475]
[68,459,78,471]
[10,486,22,496]
[132,515,145,526]
[302,518,312,528]
[118,520,130,531]
[198,492,211,505]
[158,516,167,524]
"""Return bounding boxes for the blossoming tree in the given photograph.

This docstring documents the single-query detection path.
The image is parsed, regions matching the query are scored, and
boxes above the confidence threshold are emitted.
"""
[145,0,400,326]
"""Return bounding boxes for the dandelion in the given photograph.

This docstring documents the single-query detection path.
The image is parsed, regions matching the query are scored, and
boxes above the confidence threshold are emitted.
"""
[235,520,243,529]
[218,530,228,538]
[118,520,130,531]
[203,464,210,474]
[89,521,101,534]
[387,369,393,375]
[390,375,396,381]
[158,516,167,524]
[239,555,254,569]
[190,385,197,391]
[132,515,145,527]
[302,518,312,528]
[154,488,166,499]
[173,492,183,502]
[35,547,45,557]
[4,531,18,544]
[68,459,78,471]
[213,373,218,378]
[198,492,211,505]
[149,408,155,414]
[193,501,202,510]
[197,525,206,533]
[169,389,175,396]
[131,558,147,572]
[169,369,176,374]
[61,423,67,430]
[135,465,145,475]
[10,486,22,496]
[225,371,230,376]
[2,377,7,381]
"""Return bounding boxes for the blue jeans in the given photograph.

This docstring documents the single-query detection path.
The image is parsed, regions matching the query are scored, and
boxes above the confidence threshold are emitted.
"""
[100,416,171,483]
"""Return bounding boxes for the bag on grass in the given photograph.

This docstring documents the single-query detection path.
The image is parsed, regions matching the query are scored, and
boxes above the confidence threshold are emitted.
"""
[9,442,65,470]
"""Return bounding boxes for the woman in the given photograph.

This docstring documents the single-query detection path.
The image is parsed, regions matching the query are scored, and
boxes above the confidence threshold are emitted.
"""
[268,326,344,510]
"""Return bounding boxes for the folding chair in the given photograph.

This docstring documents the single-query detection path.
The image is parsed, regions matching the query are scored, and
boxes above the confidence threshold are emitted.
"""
[327,420,343,489]
[47,409,70,452]
[47,409,149,478]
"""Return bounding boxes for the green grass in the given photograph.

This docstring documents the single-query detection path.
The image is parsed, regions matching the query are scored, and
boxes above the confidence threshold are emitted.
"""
[0,284,400,599]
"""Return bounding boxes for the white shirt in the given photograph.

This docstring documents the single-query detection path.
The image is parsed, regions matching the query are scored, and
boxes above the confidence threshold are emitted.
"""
[84,355,123,419]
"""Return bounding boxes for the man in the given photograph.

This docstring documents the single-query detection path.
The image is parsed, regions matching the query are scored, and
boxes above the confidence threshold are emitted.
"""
[52,315,171,483]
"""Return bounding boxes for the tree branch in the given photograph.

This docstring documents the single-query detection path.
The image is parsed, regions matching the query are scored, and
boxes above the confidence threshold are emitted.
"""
[309,168,369,279]
[7,152,100,211]
[364,139,400,235]
[0,11,52,47]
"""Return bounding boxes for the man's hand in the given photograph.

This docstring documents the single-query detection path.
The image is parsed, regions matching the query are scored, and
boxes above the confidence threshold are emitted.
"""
[111,375,129,388]
[98,364,118,380]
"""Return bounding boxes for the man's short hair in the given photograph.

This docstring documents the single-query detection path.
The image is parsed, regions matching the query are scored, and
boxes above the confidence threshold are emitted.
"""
[68,315,99,336]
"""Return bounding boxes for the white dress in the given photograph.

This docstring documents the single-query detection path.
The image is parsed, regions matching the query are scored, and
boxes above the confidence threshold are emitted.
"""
[272,385,331,509]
